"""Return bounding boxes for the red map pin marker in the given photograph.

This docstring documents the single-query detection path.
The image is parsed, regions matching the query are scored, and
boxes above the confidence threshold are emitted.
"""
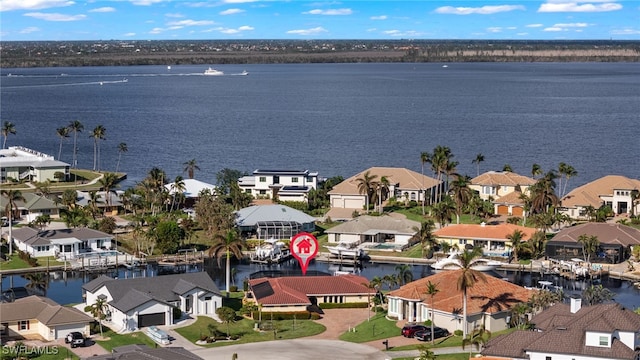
[290,232,318,275]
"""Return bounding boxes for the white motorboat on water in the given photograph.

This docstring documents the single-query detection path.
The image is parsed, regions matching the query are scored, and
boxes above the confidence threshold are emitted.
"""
[204,67,224,76]
[252,238,290,263]
[326,242,365,259]
[431,250,502,272]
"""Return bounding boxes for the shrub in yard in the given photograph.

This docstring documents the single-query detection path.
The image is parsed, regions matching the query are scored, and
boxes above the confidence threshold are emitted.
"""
[454,330,463,336]
[229,285,238,292]
[319,302,368,309]
[172,306,182,320]
[250,311,319,320]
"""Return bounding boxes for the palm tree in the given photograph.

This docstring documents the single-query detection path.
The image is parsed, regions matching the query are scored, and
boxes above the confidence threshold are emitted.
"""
[529,231,547,259]
[502,164,513,172]
[432,196,456,228]
[25,273,49,296]
[430,145,453,203]
[395,264,413,286]
[356,171,378,214]
[581,284,614,306]
[84,297,108,338]
[60,207,89,228]
[449,174,472,224]
[578,234,599,263]
[529,171,559,215]
[561,164,577,198]
[86,191,102,220]
[414,220,437,258]
[90,125,106,171]
[420,151,432,214]
[531,163,542,179]
[471,153,484,177]
[170,175,186,211]
[115,142,128,173]
[208,230,244,293]
[463,326,491,351]
[375,175,390,213]
[67,120,83,168]
[424,281,440,345]
[506,229,527,263]
[183,159,201,179]
[61,188,78,208]
[455,247,487,338]
[2,121,16,149]
[2,189,25,255]
[98,172,119,211]
[56,127,70,161]
[631,189,640,217]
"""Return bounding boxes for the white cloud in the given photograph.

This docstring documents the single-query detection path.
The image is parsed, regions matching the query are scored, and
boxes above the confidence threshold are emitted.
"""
[168,26,183,30]
[517,32,529,35]
[89,7,115,13]
[19,26,40,34]
[538,1,622,12]
[304,8,352,15]
[435,5,525,15]
[370,15,387,20]
[544,27,565,31]
[167,19,214,26]
[526,23,544,27]
[223,0,257,3]
[610,28,640,35]
[0,0,74,12]
[24,12,86,21]
[238,25,254,31]
[553,22,589,27]
[507,26,517,30]
[149,27,163,34]
[382,29,423,37]
[165,13,185,18]
[487,27,503,33]
[123,32,136,37]
[220,8,245,15]
[286,26,328,35]
[544,22,591,31]
[130,0,165,5]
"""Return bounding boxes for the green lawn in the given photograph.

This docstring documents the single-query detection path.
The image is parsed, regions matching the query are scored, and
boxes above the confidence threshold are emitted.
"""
[175,315,326,347]
[339,312,400,343]
[0,254,67,270]
[94,328,157,352]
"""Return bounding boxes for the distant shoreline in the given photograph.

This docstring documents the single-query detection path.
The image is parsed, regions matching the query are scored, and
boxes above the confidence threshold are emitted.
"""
[2,39,639,68]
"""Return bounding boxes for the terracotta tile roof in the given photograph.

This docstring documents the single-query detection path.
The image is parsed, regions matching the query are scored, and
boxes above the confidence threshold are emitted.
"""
[433,224,537,241]
[549,223,640,247]
[522,302,640,359]
[328,167,440,195]
[388,270,534,315]
[493,191,525,205]
[471,171,536,187]
[249,275,375,306]
[561,175,640,208]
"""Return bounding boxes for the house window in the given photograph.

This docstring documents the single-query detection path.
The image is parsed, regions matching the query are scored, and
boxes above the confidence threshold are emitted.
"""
[292,177,298,183]
[259,177,266,182]
[245,189,251,194]
[545,357,551,360]
[482,186,495,195]
[306,176,313,182]
[599,336,608,346]
[259,190,266,195]
[19,321,29,331]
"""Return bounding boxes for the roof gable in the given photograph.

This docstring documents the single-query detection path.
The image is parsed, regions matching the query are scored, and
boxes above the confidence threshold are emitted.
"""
[0,296,92,325]
[325,215,420,235]
[434,223,537,241]
[471,171,536,187]
[549,223,640,247]
[236,205,316,227]
[328,167,440,195]
[561,175,640,208]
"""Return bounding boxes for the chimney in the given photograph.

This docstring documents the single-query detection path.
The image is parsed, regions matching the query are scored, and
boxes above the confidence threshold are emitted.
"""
[570,297,582,313]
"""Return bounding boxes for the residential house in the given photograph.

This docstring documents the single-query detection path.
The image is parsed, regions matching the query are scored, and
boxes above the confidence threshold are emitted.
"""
[325,215,420,249]
[0,146,70,183]
[327,167,441,220]
[0,295,92,341]
[247,274,374,313]
[164,178,217,208]
[8,227,113,259]
[238,169,319,202]
[89,344,204,360]
[469,171,536,216]
[75,190,124,216]
[481,298,640,360]
[560,175,640,219]
[0,193,62,223]
[387,270,534,334]
[433,223,537,258]
[546,222,640,263]
[82,272,221,330]
[236,204,316,239]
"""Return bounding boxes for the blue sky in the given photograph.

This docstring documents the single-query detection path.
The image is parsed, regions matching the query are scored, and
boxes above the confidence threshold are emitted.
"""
[1,0,639,41]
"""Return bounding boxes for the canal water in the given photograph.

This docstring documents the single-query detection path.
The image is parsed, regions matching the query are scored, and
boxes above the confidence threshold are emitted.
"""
[2,258,638,309]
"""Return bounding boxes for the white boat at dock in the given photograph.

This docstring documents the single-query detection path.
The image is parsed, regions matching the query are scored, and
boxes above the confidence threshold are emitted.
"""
[204,67,224,76]
[326,242,366,259]
[251,238,291,264]
[431,250,502,272]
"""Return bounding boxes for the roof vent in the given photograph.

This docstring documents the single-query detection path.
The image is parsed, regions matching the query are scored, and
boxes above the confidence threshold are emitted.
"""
[480,222,486,227]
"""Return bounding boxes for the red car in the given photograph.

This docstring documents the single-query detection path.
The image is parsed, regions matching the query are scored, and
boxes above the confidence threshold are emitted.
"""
[401,324,428,337]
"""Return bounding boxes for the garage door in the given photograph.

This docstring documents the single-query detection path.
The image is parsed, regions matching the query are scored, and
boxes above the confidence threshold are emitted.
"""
[344,199,362,209]
[512,207,524,216]
[138,313,165,327]
[55,324,85,340]
[497,205,509,215]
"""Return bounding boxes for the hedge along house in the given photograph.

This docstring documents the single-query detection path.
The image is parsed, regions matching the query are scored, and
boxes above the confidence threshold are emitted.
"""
[82,272,221,331]
[236,204,317,240]
[387,270,534,335]
[546,222,640,263]
[247,274,375,313]
[433,223,537,258]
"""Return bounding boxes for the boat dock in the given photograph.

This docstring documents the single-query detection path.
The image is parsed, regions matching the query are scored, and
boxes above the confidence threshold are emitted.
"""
[155,250,205,266]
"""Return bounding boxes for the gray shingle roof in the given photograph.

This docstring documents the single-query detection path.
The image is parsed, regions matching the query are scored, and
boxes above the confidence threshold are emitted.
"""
[89,344,204,360]
[236,204,317,227]
[325,215,419,235]
[0,295,92,326]
[84,272,220,313]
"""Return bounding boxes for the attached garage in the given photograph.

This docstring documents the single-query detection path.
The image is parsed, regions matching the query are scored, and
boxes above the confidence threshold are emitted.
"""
[497,205,509,215]
[512,207,524,216]
[55,324,87,339]
[138,313,165,327]
[344,199,363,209]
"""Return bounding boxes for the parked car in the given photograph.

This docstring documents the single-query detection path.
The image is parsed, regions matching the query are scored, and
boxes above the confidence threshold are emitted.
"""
[401,324,428,337]
[414,327,450,341]
[65,332,86,348]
